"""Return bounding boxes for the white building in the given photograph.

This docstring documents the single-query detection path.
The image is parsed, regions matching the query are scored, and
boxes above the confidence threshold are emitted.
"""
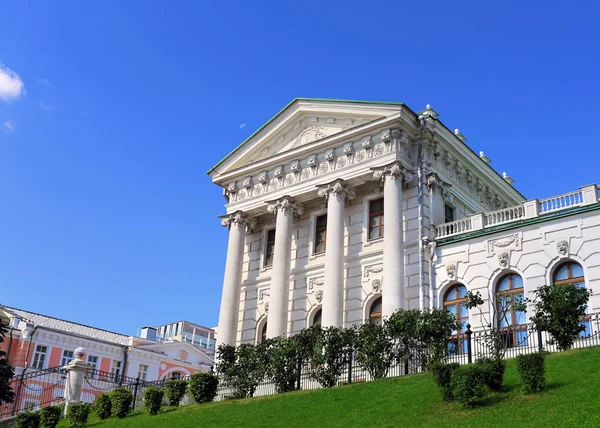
[208,98,600,350]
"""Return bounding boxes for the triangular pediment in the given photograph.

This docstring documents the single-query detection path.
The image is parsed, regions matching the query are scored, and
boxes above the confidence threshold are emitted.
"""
[208,98,405,179]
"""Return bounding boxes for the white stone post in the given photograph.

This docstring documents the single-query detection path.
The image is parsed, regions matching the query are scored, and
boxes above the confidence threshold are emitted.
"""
[318,180,356,328]
[523,200,539,219]
[266,196,304,338]
[63,347,88,417]
[374,163,411,318]
[216,211,255,349]
[580,184,598,205]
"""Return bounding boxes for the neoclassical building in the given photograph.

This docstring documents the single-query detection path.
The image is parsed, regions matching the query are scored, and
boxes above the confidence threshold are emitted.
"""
[209,98,600,348]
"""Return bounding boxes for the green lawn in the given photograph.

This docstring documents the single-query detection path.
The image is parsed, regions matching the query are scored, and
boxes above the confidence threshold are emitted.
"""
[64,347,600,427]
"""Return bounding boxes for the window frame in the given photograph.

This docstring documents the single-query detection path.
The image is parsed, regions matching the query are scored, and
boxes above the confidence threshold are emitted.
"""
[111,360,122,378]
[311,308,322,327]
[444,203,455,223]
[138,364,149,381]
[496,273,528,348]
[443,284,469,355]
[362,192,384,247]
[261,225,276,269]
[61,349,74,367]
[369,296,383,325]
[368,198,385,241]
[32,345,48,370]
[314,214,328,254]
[552,261,590,336]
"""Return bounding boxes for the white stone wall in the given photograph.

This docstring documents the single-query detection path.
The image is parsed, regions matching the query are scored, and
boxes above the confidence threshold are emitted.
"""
[434,207,600,331]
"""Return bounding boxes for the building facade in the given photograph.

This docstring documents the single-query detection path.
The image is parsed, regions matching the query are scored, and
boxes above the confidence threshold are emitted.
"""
[0,306,214,412]
[209,98,600,348]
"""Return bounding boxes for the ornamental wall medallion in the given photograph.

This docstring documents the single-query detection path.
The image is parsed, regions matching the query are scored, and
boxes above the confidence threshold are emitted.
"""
[557,240,569,256]
[315,290,323,303]
[371,278,381,292]
[446,264,456,279]
[498,252,509,268]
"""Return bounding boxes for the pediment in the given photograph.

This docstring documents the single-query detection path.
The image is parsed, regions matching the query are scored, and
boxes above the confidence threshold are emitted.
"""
[209,98,405,179]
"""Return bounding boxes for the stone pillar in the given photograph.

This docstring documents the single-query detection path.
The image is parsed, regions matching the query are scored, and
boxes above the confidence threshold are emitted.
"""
[216,211,255,348]
[63,347,89,416]
[317,179,356,328]
[374,163,411,318]
[266,196,304,338]
[426,173,450,227]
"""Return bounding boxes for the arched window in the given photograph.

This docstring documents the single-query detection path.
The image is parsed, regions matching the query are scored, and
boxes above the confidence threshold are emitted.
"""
[443,284,469,355]
[312,309,322,327]
[497,274,527,348]
[170,371,182,380]
[553,261,591,337]
[369,297,382,325]
[259,322,268,344]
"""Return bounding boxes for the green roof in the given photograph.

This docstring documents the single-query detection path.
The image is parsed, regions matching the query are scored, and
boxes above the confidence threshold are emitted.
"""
[206,97,405,175]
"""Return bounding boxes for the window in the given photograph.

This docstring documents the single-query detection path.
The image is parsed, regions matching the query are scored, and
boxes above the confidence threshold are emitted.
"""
[443,285,469,355]
[259,322,268,344]
[368,198,384,240]
[264,229,276,267]
[61,350,74,367]
[312,309,322,327]
[497,274,527,348]
[553,261,591,337]
[138,364,149,381]
[445,204,455,223]
[171,371,183,380]
[23,400,40,412]
[32,345,47,369]
[369,297,382,325]
[111,360,122,378]
[87,355,99,379]
[314,215,327,254]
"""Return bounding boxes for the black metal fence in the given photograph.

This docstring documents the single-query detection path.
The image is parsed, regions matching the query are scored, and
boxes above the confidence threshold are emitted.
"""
[0,366,67,420]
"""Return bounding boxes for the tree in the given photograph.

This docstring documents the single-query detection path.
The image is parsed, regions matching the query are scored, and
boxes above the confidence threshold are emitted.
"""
[307,326,355,388]
[216,343,268,398]
[529,283,592,351]
[264,336,301,393]
[354,321,395,379]
[0,317,15,405]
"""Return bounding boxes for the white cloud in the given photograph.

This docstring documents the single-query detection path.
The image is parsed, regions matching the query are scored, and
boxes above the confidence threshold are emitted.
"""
[38,78,53,89]
[240,123,247,130]
[2,120,15,132]
[0,64,24,102]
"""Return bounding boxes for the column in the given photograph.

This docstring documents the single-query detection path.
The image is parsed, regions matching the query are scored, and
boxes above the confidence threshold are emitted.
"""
[317,179,356,328]
[373,162,411,318]
[216,211,254,348]
[266,196,304,338]
[63,347,89,416]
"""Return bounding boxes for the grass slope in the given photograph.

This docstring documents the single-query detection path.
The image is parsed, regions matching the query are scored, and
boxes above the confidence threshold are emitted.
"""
[68,347,600,427]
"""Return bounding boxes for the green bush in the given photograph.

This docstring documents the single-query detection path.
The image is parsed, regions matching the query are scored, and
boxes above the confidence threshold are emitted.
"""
[143,385,164,416]
[66,403,90,428]
[476,357,506,391]
[93,393,112,420]
[164,379,187,406]
[430,362,460,401]
[109,387,133,418]
[451,365,486,408]
[40,405,61,428]
[188,372,219,403]
[15,411,40,428]
[265,336,301,393]
[516,352,546,393]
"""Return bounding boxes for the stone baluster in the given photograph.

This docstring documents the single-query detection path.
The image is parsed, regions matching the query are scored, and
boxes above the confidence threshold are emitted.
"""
[317,179,356,327]
[266,196,304,338]
[216,211,255,348]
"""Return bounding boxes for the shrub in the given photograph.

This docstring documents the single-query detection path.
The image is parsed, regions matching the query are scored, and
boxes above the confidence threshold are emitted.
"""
[451,365,486,408]
[476,357,506,391]
[66,403,90,428]
[216,343,268,398]
[143,385,164,416]
[265,336,301,393]
[15,411,40,428]
[530,283,592,351]
[0,318,16,405]
[516,352,546,393]
[430,362,460,401]
[188,372,219,403]
[307,326,355,388]
[110,387,133,418]
[164,379,187,407]
[93,393,112,420]
[354,322,395,380]
[40,405,62,428]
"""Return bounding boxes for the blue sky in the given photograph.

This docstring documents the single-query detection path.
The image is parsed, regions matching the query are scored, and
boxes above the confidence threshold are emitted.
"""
[1,1,599,335]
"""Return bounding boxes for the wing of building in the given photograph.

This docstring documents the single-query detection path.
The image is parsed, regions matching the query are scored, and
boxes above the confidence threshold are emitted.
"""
[209,97,600,348]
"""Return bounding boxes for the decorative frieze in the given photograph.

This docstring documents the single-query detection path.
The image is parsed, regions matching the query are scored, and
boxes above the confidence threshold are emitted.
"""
[486,233,522,255]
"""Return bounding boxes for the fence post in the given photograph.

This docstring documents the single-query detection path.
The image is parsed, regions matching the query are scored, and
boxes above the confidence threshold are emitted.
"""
[346,348,353,385]
[63,347,89,417]
[466,324,473,364]
[132,377,140,411]
[404,359,409,375]
[295,356,302,391]
[537,328,543,352]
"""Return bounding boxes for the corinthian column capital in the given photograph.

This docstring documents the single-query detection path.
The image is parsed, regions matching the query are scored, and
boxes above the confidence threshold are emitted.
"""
[317,179,356,202]
[373,161,413,183]
[220,210,256,229]
[267,196,304,216]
